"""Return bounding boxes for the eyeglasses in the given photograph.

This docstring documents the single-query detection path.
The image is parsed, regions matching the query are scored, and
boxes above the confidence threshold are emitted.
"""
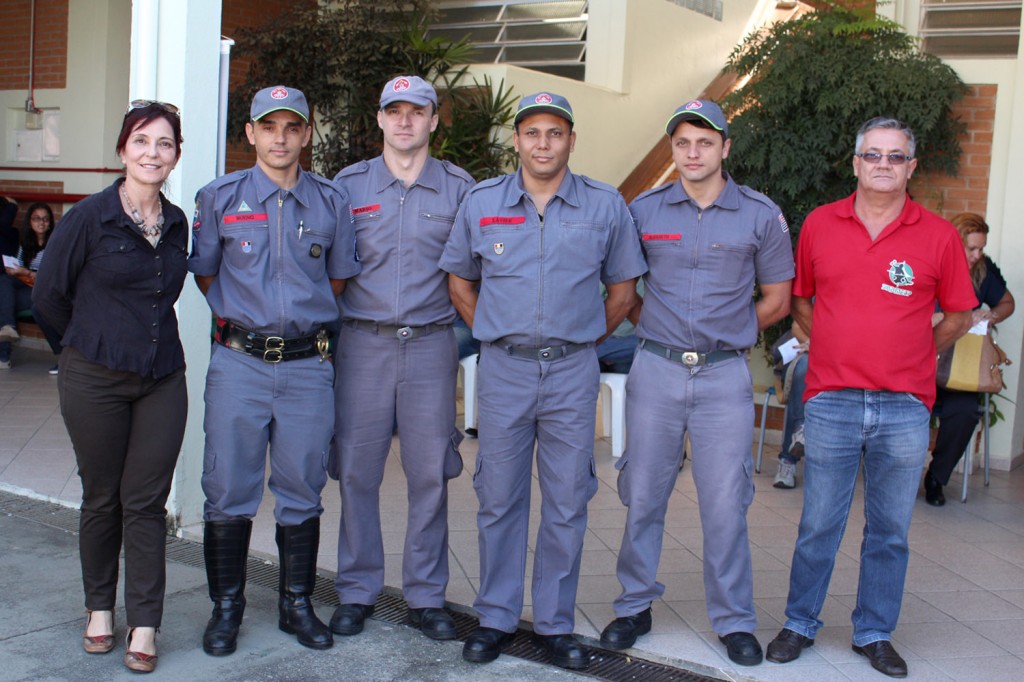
[855,151,912,165]
[125,99,180,117]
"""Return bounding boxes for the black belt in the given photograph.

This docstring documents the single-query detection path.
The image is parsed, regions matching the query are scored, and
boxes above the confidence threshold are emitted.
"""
[496,339,593,361]
[640,339,741,367]
[214,318,330,363]
[344,319,451,340]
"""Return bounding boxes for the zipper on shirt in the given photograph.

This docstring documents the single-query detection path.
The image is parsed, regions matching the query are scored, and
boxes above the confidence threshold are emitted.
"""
[277,192,285,330]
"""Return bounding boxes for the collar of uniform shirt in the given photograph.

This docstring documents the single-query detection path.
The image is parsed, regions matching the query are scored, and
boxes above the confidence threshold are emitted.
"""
[505,167,581,209]
[372,155,443,193]
[252,163,313,207]
[667,171,742,211]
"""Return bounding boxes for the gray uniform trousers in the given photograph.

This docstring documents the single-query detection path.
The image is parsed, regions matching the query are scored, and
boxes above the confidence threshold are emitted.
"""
[613,350,757,634]
[473,343,600,635]
[201,344,334,526]
[333,325,460,608]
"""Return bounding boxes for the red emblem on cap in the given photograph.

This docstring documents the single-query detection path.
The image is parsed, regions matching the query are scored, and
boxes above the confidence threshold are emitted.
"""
[684,100,702,110]
[394,78,411,92]
[271,87,288,100]
[535,93,553,104]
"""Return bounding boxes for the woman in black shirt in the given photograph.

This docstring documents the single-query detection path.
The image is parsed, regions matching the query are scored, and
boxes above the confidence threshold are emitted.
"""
[33,101,187,674]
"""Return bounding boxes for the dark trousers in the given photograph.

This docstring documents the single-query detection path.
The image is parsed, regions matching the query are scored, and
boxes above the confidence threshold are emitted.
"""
[0,271,63,359]
[58,346,187,627]
[928,387,981,486]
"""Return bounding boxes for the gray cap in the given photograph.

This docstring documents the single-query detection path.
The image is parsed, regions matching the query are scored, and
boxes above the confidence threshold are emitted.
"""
[514,92,574,126]
[380,75,438,109]
[250,85,309,122]
[666,99,727,138]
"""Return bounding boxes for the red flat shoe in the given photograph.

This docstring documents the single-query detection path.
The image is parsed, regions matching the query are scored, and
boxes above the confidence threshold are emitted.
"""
[83,610,115,654]
[124,628,158,673]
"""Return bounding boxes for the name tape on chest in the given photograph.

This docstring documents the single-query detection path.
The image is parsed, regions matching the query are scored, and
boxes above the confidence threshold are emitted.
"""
[643,233,681,241]
[352,204,380,216]
[224,213,269,224]
[480,216,526,227]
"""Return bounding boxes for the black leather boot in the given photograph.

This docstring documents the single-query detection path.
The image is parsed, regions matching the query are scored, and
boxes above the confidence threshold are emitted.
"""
[276,518,333,650]
[202,519,252,656]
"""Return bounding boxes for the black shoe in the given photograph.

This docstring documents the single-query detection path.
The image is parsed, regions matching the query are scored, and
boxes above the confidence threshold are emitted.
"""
[463,627,514,663]
[533,633,590,670]
[275,519,333,650]
[329,603,375,636]
[600,607,652,649]
[766,628,814,663]
[718,631,763,666]
[852,640,908,678]
[202,519,252,656]
[409,607,456,641]
[924,470,946,507]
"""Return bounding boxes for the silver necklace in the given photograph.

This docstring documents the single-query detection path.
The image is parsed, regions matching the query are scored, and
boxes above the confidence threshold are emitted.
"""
[121,185,164,238]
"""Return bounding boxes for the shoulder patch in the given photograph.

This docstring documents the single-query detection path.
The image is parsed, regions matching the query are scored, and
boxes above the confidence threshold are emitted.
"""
[334,161,370,181]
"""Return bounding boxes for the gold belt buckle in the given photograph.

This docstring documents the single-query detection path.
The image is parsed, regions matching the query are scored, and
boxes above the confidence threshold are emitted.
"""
[682,352,700,367]
[263,336,285,363]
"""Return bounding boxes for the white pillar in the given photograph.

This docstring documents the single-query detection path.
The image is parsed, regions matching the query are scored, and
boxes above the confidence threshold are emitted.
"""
[129,0,222,528]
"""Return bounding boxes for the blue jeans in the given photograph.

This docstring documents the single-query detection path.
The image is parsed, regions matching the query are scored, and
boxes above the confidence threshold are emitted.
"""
[453,317,480,360]
[779,353,809,463]
[597,334,638,374]
[783,389,929,646]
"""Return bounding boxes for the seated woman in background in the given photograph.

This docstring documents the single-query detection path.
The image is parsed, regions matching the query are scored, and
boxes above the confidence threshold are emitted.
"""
[0,202,63,372]
[925,212,1015,506]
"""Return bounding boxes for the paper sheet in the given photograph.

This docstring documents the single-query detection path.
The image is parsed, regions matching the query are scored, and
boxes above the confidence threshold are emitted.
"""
[778,336,802,364]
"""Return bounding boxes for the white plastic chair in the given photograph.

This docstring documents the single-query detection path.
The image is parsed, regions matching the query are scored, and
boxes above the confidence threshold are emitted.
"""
[458,354,479,431]
[599,373,627,458]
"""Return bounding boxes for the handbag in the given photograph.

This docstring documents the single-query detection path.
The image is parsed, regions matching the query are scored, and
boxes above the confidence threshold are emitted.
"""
[936,330,1010,393]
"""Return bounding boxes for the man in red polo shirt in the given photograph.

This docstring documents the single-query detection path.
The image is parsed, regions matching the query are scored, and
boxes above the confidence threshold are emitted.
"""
[765,117,976,679]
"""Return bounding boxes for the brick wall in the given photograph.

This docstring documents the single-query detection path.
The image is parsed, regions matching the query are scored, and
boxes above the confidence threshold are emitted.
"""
[0,180,66,226]
[0,0,69,91]
[909,84,994,219]
[221,0,317,174]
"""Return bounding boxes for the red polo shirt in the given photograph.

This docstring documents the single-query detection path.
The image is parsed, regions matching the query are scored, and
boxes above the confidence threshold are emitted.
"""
[794,193,977,409]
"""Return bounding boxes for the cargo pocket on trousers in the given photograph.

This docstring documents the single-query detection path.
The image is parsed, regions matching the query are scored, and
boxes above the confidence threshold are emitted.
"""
[586,456,599,503]
[615,458,630,506]
[444,428,465,480]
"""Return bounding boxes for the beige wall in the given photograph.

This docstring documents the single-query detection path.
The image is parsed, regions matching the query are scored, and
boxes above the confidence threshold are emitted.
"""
[468,0,768,186]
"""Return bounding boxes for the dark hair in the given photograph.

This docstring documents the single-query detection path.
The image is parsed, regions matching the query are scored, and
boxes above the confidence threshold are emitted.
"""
[115,104,183,160]
[20,202,55,267]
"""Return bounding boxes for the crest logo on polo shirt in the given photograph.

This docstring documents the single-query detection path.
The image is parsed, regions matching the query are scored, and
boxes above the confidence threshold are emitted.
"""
[237,200,251,212]
[241,240,253,254]
[535,93,553,104]
[881,259,914,297]
[494,242,504,255]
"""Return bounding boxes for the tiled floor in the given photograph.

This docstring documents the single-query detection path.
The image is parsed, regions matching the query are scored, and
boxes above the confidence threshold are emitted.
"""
[3,346,1024,681]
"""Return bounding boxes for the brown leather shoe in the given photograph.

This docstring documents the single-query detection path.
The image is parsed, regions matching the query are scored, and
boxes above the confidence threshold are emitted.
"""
[82,610,115,655]
[124,628,158,673]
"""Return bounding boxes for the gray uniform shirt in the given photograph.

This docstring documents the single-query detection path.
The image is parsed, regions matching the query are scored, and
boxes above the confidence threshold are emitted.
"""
[630,173,794,352]
[439,168,647,345]
[334,156,474,326]
[188,164,360,337]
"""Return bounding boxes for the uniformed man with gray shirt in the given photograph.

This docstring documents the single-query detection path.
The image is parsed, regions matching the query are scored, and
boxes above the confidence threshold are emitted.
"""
[328,76,474,642]
[599,100,794,667]
[441,92,646,670]
[189,86,359,655]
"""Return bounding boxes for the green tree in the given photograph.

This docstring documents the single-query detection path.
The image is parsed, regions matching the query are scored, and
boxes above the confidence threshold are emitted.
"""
[720,4,968,357]
[228,1,516,180]
[722,4,968,233]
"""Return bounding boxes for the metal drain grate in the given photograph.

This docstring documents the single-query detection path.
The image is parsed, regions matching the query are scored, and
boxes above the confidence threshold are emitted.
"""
[1,490,722,681]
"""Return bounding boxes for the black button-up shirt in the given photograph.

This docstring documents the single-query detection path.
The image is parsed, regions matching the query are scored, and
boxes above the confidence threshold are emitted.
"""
[33,179,188,378]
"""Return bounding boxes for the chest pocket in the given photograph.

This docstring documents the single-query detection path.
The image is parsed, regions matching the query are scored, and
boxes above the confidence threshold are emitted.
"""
[221,218,270,271]
[708,241,755,286]
[295,223,334,280]
[560,220,607,266]
[92,239,149,286]
[479,221,526,275]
